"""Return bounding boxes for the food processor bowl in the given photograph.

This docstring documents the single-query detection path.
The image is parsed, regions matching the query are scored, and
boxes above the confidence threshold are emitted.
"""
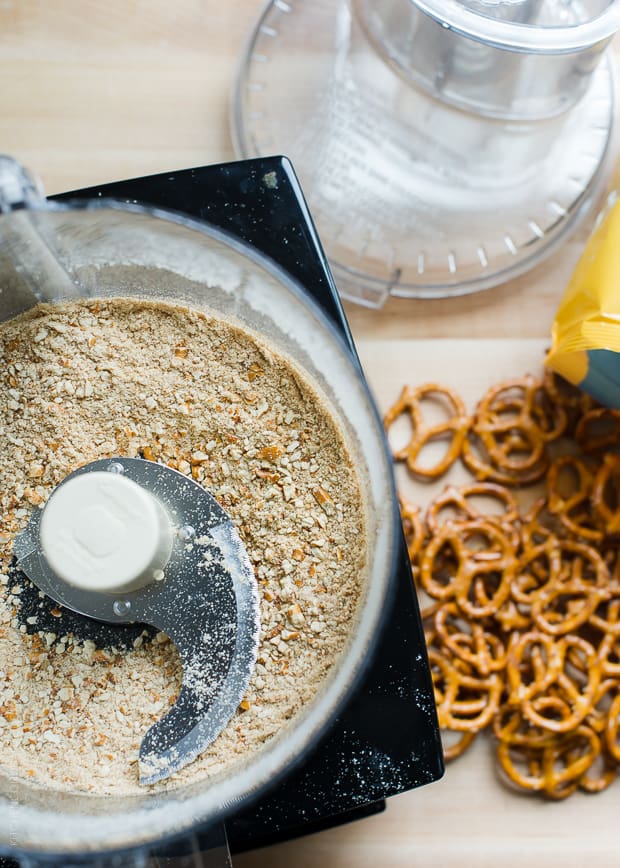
[0,157,399,862]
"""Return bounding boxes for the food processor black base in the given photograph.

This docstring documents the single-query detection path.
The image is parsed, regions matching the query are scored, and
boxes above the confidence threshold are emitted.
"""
[1,158,441,867]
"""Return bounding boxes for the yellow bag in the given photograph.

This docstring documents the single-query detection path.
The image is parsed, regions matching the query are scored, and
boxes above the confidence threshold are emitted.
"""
[546,192,620,408]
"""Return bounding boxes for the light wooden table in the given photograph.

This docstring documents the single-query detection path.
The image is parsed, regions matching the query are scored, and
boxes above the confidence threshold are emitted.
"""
[0,3,618,866]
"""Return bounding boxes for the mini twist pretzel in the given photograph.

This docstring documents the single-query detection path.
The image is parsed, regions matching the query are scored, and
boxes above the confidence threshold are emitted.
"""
[399,496,426,567]
[442,729,477,762]
[384,384,470,479]
[476,375,567,444]
[506,631,564,704]
[521,636,600,734]
[437,666,503,733]
[511,541,562,606]
[531,581,609,637]
[433,602,508,676]
[541,725,600,799]
[599,632,620,679]
[419,519,516,618]
[546,455,602,542]
[589,597,620,637]
[463,375,563,485]
[497,741,546,793]
[426,482,520,549]
[592,454,620,535]
[462,431,549,487]
[575,407,620,453]
[543,368,594,417]
[493,705,557,749]
[578,748,618,794]
[604,692,620,763]
[554,539,610,589]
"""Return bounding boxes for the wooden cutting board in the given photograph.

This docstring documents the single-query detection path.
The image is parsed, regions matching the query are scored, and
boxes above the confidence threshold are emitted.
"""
[348,338,617,868]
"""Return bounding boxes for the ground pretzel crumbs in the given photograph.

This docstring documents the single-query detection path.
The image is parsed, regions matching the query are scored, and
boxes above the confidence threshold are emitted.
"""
[0,298,366,795]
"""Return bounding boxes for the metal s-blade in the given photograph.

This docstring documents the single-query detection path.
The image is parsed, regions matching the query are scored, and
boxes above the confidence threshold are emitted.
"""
[139,518,260,784]
[13,457,260,786]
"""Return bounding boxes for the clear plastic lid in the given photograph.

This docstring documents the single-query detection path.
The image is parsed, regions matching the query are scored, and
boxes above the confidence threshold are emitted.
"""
[232,0,615,306]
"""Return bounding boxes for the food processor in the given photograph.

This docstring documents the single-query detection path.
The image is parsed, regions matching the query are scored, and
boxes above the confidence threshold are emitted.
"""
[0,156,443,866]
[232,0,620,305]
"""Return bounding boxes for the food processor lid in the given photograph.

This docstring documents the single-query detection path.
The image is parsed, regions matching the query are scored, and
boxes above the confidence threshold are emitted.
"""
[14,458,260,786]
[232,0,615,305]
[413,0,620,52]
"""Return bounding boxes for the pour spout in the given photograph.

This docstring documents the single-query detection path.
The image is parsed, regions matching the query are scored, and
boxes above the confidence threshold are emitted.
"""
[0,154,81,320]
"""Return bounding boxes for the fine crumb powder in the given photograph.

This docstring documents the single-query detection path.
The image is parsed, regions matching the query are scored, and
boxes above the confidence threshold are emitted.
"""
[0,298,367,795]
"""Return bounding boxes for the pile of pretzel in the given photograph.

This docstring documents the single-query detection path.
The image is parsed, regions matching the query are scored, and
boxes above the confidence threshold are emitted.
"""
[385,371,620,798]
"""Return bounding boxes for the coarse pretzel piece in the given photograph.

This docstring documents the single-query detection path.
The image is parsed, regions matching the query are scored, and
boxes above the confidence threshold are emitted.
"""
[384,383,470,479]
[399,496,426,566]
[419,519,516,618]
[576,407,620,453]
[426,482,520,548]
[433,602,508,676]
[592,453,620,535]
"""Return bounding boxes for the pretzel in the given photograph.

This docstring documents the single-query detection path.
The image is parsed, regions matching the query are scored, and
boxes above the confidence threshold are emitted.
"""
[604,692,620,762]
[591,454,620,535]
[442,729,476,762]
[541,725,600,799]
[399,496,425,566]
[475,375,567,445]
[543,368,594,417]
[506,631,564,704]
[531,582,609,637]
[497,741,546,793]
[384,384,470,479]
[575,407,620,453]
[462,375,565,486]
[493,705,556,749]
[578,748,617,793]
[546,455,603,542]
[433,602,508,676]
[510,541,562,606]
[426,482,520,548]
[437,666,503,733]
[462,432,549,486]
[519,636,600,734]
[419,519,516,619]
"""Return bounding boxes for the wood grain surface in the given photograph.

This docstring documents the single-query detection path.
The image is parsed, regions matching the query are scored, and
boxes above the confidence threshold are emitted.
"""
[0,2,618,865]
